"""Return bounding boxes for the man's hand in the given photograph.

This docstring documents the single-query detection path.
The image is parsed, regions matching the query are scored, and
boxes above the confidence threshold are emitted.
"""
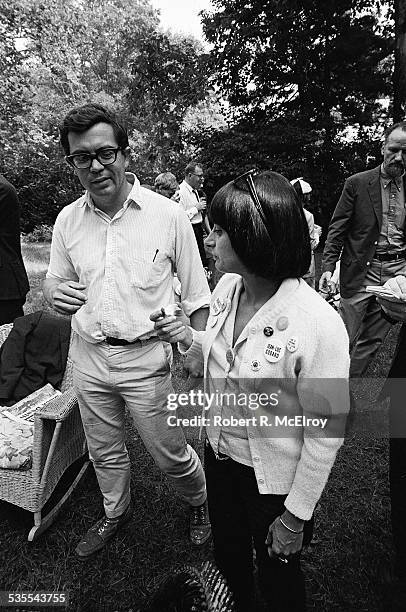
[319,270,337,294]
[196,199,207,212]
[378,275,406,322]
[44,279,87,315]
[150,310,193,346]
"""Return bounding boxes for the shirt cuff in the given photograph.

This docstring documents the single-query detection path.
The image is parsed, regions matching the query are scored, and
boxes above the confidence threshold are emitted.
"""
[177,330,194,355]
[187,206,199,220]
[177,329,204,360]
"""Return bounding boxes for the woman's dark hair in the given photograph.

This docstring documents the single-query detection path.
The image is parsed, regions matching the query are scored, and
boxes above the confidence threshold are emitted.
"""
[59,103,129,155]
[291,179,304,203]
[208,171,311,280]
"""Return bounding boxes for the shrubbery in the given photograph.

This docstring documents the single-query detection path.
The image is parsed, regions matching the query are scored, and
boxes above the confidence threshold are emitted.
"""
[22,224,54,243]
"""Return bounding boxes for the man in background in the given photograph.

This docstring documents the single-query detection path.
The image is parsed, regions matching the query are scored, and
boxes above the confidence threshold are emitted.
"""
[154,172,179,200]
[0,175,29,324]
[320,123,406,378]
[178,162,207,268]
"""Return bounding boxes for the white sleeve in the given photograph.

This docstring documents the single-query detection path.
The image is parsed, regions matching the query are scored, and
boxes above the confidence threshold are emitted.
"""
[284,312,350,520]
[174,208,211,317]
[46,213,78,282]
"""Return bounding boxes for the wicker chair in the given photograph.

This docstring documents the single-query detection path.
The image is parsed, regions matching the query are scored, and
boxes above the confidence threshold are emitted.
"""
[140,561,235,612]
[0,323,88,541]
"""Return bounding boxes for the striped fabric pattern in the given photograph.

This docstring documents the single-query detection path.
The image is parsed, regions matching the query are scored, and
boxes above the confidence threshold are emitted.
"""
[46,173,210,343]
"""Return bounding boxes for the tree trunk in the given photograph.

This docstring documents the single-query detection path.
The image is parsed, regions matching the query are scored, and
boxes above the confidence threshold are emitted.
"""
[393,0,406,122]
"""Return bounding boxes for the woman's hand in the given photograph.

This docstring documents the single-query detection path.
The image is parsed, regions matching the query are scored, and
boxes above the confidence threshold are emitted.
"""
[150,310,193,347]
[265,511,304,562]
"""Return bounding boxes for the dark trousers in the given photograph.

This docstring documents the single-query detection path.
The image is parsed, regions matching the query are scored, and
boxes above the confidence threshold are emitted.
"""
[0,299,25,325]
[387,327,406,579]
[390,438,406,578]
[389,388,406,578]
[192,222,207,268]
[205,443,312,612]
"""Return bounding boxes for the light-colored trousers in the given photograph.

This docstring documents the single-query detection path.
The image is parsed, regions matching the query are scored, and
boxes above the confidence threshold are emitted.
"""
[71,333,206,518]
[340,257,406,379]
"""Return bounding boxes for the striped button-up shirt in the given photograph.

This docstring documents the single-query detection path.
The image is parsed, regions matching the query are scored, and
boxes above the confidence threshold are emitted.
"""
[378,164,406,252]
[46,173,210,343]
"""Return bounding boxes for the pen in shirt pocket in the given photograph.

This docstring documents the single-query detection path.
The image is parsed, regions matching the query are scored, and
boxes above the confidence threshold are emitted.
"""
[152,249,159,262]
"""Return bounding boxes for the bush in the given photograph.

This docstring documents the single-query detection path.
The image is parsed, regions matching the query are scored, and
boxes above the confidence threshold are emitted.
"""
[0,120,81,233]
[23,224,54,242]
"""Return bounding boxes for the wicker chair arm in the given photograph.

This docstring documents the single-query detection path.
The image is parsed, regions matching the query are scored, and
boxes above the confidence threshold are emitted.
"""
[35,387,78,422]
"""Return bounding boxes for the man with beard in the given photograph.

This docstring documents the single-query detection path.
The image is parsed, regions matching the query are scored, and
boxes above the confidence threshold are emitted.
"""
[319,123,406,378]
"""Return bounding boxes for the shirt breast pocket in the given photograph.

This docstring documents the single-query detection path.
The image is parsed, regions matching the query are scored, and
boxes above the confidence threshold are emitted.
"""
[130,251,167,289]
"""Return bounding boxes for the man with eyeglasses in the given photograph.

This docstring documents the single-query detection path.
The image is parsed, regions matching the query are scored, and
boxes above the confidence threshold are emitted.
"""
[320,122,406,379]
[43,103,211,559]
[178,161,208,267]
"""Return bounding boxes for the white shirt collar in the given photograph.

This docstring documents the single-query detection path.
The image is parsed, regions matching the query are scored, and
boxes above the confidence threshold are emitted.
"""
[80,172,143,209]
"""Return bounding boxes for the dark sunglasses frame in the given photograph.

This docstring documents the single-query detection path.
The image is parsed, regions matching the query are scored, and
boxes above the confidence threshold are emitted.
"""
[233,169,270,234]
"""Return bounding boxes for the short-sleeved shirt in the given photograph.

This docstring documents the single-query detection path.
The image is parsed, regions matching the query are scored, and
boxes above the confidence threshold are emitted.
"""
[46,173,210,343]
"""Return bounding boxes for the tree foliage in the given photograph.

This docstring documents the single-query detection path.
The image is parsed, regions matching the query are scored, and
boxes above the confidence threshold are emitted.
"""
[201,0,392,129]
[394,0,406,121]
[127,30,209,175]
[196,0,394,227]
[0,0,399,233]
[0,0,210,229]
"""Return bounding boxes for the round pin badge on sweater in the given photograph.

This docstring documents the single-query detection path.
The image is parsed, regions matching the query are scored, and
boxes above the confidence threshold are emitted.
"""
[211,297,224,316]
[264,339,285,363]
[286,336,299,353]
[251,359,262,371]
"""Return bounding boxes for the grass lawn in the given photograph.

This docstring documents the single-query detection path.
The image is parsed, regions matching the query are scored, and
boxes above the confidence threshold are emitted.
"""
[0,244,401,611]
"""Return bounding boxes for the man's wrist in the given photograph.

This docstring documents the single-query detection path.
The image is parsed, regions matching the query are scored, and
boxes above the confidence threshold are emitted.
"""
[42,280,57,307]
[177,327,193,353]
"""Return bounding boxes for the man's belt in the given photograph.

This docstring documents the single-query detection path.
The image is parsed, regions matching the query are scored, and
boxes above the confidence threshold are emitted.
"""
[374,250,406,262]
[105,336,157,346]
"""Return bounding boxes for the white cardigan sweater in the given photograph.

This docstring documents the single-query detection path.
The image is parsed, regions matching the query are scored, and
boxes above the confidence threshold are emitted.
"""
[184,273,350,520]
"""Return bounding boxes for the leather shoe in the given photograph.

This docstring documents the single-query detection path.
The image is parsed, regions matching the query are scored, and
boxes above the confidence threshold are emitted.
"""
[190,500,211,546]
[75,502,133,559]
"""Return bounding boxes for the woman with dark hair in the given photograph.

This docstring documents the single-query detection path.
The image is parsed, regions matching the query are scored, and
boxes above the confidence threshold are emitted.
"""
[290,177,321,289]
[151,170,349,612]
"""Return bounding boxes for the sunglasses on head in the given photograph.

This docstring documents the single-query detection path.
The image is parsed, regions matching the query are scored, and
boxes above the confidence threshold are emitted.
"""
[233,169,271,236]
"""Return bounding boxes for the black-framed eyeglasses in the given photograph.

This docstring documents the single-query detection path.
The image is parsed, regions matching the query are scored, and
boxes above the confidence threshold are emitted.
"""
[66,147,123,169]
[233,169,270,234]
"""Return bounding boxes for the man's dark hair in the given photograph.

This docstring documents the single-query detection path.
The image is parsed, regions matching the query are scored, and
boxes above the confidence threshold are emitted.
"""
[185,161,202,177]
[59,103,129,155]
[384,121,406,143]
[208,171,311,280]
